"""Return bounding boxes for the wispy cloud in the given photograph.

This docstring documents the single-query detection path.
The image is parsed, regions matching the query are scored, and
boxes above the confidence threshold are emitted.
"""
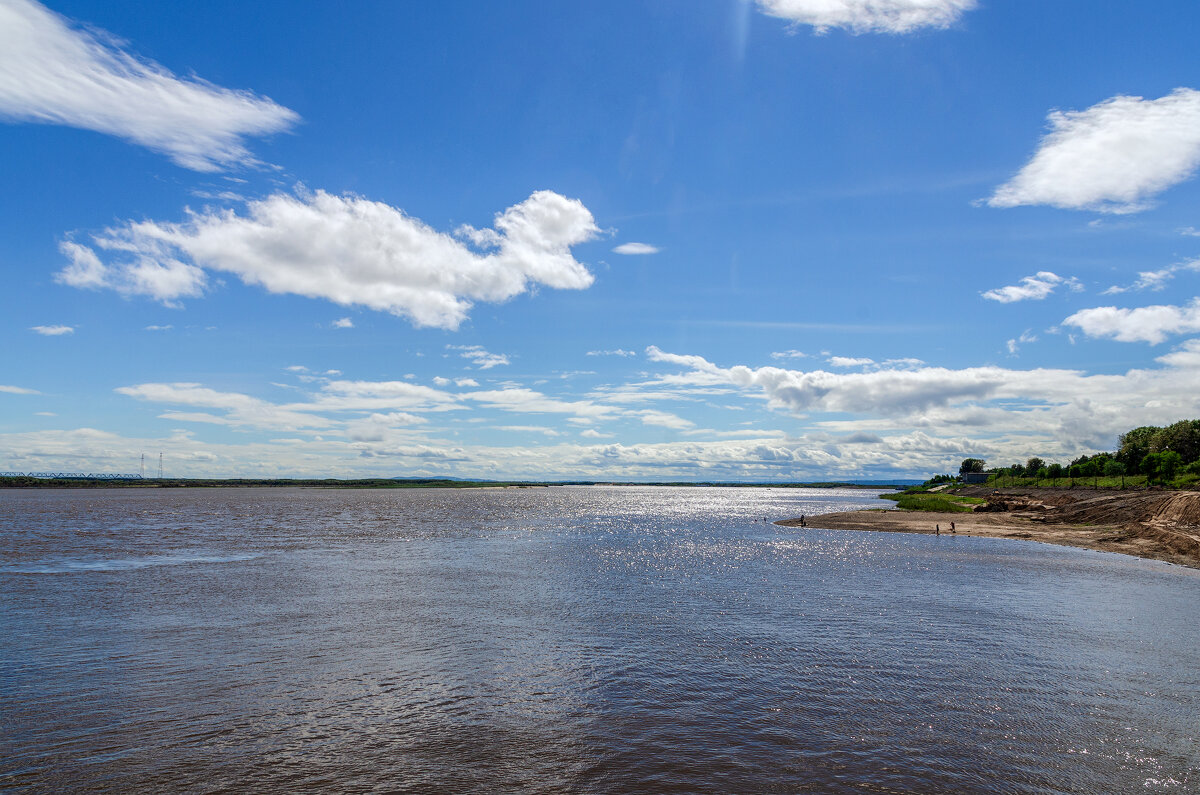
[586,349,637,357]
[982,271,1081,303]
[1006,329,1037,356]
[612,242,660,255]
[1102,259,1200,295]
[1,384,41,395]
[989,88,1200,213]
[0,0,299,170]
[827,356,874,367]
[144,324,173,331]
[30,324,74,335]
[450,345,510,369]
[57,189,599,328]
[770,350,809,360]
[756,0,977,34]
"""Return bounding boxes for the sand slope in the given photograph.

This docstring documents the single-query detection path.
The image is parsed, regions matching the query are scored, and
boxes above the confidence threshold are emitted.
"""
[777,488,1200,569]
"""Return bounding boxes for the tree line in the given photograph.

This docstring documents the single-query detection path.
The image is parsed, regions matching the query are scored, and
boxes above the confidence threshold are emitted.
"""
[957,419,1200,486]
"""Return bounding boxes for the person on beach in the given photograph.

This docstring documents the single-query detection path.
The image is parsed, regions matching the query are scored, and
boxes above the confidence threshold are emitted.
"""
[950,521,956,533]
[936,524,940,535]
[800,514,806,527]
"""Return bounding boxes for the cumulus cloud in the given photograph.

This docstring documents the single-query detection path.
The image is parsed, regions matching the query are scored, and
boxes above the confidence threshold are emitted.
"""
[56,239,206,306]
[332,317,354,329]
[57,189,598,329]
[0,0,298,170]
[1,384,41,394]
[989,89,1200,213]
[612,242,660,255]
[757,0,976,34]
[30,324,73,335]
[1063,299,1200,344]
[1155,339,1200,369]
[982,271,1081,303]
[1102,259,1200,295]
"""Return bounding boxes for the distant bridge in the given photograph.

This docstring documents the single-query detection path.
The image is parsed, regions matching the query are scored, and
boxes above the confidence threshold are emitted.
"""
[0,472,145,480]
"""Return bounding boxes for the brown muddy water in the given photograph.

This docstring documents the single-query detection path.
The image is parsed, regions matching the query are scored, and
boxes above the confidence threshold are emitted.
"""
[2,486,1198,792]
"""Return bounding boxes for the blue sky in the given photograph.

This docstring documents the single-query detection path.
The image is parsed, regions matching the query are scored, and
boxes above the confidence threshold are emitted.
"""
[3,0,1200,480]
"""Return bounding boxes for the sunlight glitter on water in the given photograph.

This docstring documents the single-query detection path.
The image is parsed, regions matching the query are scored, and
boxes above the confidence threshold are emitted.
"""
[1,486,1197,792]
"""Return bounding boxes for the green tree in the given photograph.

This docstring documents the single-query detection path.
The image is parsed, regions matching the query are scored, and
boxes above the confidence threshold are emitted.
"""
[1142,451,1183,484]
[959,458,986,476]
[1119,426,1161,470]
[1025,457,1045,476]
[1047,463,1065,480]
[1103,460,1126,487]
[1151,420,1200,464]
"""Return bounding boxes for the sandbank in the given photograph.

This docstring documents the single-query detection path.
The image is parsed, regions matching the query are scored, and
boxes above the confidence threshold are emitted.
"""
[777,487,1200,570]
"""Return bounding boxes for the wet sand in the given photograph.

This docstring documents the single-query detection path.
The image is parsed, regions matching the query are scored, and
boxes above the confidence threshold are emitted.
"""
[777,491,1200,570]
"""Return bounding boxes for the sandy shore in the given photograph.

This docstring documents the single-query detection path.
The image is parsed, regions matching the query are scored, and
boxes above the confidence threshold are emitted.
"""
[776,488,1200,570]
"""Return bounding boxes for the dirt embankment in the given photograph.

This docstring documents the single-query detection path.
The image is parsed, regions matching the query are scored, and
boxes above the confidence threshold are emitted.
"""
[777,487,1200,569]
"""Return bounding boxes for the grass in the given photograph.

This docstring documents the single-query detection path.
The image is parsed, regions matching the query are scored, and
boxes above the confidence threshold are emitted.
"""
[882,491,985,512]
[983,473,1200,490]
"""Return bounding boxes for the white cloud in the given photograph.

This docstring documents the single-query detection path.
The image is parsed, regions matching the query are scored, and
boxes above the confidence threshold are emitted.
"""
[144,324,173,331]
[58,189,598,329]
[450,345,510,369]
[494,425,561,437]
[981,271,1081,303]
[634,409,695,430]
[882,357,925,368]
[1063,299,1200,344]
[989,88,1200,213]
[1102,259,1200,295]
[56,239,206,306]
[827,356,874,368]
[116,382,334,430]
[332,317,354,329]
[756,0,976,34]
[1006,329,1038,356]
[1155,339,1200,369]
[30,324,74,336]
[1,384,40,395]
[612,242,660,255]
[586,349,637,357]
[580,429,612,439]
[464,387,617,420]
[455,378,480,387]
[0,0,298,170]
[770,350,809,360]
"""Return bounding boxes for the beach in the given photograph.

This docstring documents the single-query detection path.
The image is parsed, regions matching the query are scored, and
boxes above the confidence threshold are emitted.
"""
[778,487,1200,569]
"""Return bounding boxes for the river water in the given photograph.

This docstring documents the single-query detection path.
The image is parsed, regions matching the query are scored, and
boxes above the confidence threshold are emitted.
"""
[2,486,1198,793]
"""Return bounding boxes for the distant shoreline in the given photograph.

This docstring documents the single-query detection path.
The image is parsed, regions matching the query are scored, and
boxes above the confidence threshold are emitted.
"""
[777,487,1200,570]
[0,476,909,490]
